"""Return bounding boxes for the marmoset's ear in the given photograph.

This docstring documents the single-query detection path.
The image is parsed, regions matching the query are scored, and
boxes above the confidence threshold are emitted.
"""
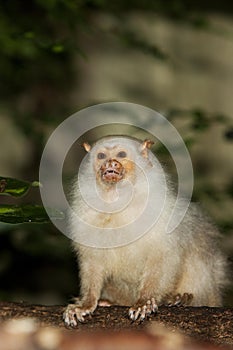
[83,142,92,153]
[140,139,154,158]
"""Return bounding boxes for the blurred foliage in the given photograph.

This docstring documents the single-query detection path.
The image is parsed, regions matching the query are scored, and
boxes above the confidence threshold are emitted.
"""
[0,204,48,224]
[0,204,64,224]
[1,0,233,103]
[0,176,40,197]
[0,0,232,304]
[0,176,64,223]
[114,28,168,60]
[0,0,78,99]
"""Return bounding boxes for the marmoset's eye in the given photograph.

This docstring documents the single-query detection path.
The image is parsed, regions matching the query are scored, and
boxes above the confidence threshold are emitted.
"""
[97,152,106,160]
[117,151,127,158]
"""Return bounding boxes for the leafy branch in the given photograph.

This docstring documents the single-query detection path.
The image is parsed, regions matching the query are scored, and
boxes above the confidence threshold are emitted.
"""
[0,176,63,224]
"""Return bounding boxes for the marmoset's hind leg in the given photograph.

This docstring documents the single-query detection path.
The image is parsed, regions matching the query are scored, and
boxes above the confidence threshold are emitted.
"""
[173,254,224,307]
[161,293,193,306]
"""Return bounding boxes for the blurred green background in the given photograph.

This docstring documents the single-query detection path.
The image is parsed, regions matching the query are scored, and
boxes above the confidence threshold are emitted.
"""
[0,0,232,306]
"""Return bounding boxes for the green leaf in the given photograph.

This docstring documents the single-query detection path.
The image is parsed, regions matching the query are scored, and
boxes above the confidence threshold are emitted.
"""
[0,176,39,197]
[0,205,64,224]
[52,44,65,53]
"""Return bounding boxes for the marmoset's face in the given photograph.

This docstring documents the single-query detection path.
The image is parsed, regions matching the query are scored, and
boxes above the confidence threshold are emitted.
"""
[83,137,154,186]
[93,143,135,185]
[95,145,135,184]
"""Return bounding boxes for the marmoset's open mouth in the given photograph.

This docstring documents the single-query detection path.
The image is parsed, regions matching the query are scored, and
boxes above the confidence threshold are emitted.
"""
[104,169,120,175]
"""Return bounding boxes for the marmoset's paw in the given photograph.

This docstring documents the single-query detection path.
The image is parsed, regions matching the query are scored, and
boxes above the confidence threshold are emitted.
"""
[129,297,158,321]
[63,303,95,326]
[162,293,193,306]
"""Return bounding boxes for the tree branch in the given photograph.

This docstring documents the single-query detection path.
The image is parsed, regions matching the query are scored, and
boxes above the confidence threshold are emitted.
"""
[0,301,232,348]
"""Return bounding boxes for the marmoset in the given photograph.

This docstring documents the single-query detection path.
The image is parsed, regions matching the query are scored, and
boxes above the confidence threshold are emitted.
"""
[63,136,227,327]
